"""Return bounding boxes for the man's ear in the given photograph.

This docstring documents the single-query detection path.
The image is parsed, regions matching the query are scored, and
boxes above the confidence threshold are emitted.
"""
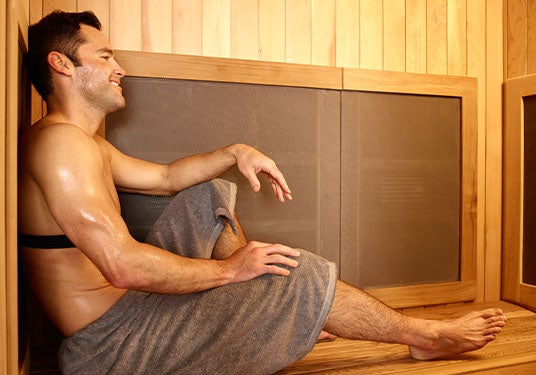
[47,51,75,76]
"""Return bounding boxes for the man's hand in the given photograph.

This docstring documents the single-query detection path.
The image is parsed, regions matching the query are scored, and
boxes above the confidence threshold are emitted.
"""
[223,241,300,284]
[233,144,293,202]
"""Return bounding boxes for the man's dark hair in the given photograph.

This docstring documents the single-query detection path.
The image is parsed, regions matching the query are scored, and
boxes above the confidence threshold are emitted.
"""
[27,10,102,99]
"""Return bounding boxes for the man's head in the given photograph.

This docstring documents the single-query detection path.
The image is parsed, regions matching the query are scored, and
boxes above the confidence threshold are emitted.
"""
[27,11,102,99]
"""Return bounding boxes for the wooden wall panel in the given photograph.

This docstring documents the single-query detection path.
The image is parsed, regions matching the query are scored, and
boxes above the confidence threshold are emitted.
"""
[447,0,467,76]
[77,0,109,38]
[230,0,258,60]
[110,0,141,51]
[26,1,493,79]
[202,0,230,58]
[172,0,202,55]
[141,0,172,53]
[286,0,311,64]
[259,0,285,62]
[383,0,405,72]
[406,0,426,74]
[359,0,382,70]
[427,0,447,74]
[311,0,335,67]
[528,0,536,75]
[335,0,359,68]
[506,0,527,78]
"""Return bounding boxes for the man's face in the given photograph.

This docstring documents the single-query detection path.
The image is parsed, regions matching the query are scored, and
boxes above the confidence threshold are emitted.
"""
[72,25,126,113]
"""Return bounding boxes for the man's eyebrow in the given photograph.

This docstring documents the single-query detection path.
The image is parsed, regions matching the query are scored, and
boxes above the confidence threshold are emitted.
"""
[97,48,114,55]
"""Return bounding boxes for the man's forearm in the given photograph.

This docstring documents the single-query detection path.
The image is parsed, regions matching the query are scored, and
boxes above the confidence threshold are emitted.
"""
[164,143,241,192]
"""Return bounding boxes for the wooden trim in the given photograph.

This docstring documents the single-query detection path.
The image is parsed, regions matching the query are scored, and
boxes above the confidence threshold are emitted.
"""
[0,0,9,371]
[502,74,536,306]
[520,284,536,311]
[343,68,477,96]
[115,50,343,90]
[343,67,479,304]
[366,281,477,309]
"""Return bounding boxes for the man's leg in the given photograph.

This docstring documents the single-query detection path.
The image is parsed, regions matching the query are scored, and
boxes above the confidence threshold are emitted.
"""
[324,280,507,360]
[211,215,247,260]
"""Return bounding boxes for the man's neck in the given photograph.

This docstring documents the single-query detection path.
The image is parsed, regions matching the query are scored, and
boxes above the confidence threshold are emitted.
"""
[44,97,104,136]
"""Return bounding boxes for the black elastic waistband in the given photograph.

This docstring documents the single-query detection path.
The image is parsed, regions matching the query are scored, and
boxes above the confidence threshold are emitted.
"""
[19,233,76,249]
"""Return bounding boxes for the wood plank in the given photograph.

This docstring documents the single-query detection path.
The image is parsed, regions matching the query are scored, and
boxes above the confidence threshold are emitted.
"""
[359,0,382,70]
[110,0,141,51]
[447,0,466,76]
[426,0,447,74]
[529,0,536,74]
[383,0,405,72]
[77,0,110,38]
[114,50,342,89]
[141,0,172,53]
[343,68,477,97]
[366,281,477,309]
[482,0,504,302]
[405,0,426,74]
[202,0,230,58]
[258,0,284,62]
[29,0,44,124]
[467,0,487,302]
[172,0,202,55]
[286,0,311,64]
[335,0,359,68]
[311,0,335,67]
[230,0,258,60]
[42,0,76,14]
[0,1,8,373]
[506,0,528,78]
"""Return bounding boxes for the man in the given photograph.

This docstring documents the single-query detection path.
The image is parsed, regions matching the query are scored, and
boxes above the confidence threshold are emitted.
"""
[20,10,506,374]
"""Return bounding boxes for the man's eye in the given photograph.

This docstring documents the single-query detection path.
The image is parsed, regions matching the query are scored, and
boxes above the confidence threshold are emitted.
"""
[102,56,110,60]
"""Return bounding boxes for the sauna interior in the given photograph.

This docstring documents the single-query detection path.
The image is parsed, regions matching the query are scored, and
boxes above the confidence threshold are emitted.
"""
[2,1,536,374]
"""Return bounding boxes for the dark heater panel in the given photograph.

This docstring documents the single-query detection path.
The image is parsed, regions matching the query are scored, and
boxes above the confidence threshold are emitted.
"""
[341,91,461,289]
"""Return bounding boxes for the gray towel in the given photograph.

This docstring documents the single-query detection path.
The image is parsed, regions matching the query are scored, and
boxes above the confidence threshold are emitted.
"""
[59,179,337,375]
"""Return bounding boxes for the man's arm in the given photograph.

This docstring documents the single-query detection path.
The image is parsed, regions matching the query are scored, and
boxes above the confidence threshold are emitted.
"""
[101,138,293,202]
[26,125,298,294]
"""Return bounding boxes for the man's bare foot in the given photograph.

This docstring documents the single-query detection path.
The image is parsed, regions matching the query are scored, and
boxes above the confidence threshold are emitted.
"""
[409,308,507,360]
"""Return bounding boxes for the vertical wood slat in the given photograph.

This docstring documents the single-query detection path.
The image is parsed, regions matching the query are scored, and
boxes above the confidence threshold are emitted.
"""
[230,0,258,60]
[311,0,335,67]
[110,0,141,51]
[506,0,527,78]
[481,0,504,302]
[6,3,18,373]
[286,0,311,64]
[43,0,76,14]
[29,0,44,124]
[202,0,230,58]
[141,0,172,53]
[383,0,405,72]
[77,0,110,38]
[447,0,467,76]
[427,0,447,74]
[258,0,284,62]
[0,1,8,372]
[172,0,202,55]
[359,0,382,70]
[405,0,426,74]
[335,0,359,68]
[528,0,536,75]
